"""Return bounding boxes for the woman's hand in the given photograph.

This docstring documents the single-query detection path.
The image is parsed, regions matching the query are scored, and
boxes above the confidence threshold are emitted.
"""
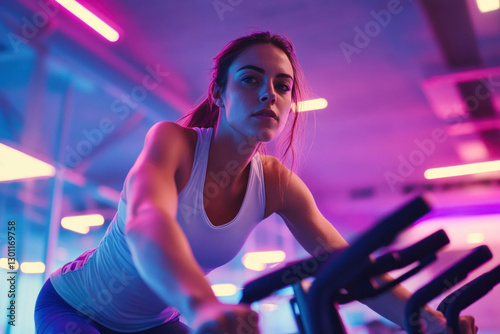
[192,301,260,334]
[421,307,478,334]
[456,316,478,334]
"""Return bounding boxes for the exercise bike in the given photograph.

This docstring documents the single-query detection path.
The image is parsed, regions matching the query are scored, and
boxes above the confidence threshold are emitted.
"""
[238,195,500,333]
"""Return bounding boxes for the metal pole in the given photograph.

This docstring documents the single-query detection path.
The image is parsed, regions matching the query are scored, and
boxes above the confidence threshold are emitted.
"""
[44,82,73,281]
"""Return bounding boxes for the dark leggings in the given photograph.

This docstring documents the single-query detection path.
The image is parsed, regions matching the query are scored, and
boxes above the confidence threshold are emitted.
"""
[34,279,191,334]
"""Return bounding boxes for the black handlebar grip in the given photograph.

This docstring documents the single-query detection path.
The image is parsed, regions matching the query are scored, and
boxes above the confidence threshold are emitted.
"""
[313,195,432,288]
[404,245,493,334]
[438,264,500,334]
[371,229,449,276]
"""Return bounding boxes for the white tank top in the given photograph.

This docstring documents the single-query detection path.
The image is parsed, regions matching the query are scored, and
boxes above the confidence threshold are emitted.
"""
[50,127,266,332]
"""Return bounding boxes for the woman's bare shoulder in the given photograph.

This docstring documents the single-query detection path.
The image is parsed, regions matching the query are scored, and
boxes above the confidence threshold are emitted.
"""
[260,154,291,217]
[146,121,199,168]
[260,154,290,178]
[123,122,196,198]
[146,121,194,144]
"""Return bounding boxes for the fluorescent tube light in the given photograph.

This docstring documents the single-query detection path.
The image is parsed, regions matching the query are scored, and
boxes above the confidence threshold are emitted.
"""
[55,0,120,42]
[211,284,238,297]
[242,251,286,271]
[477,0,500,12]
[425,160,500,179]
[466,233,485,244]
[0,143,55,182]
[61,214,104,234]
[294,98,328,112]
[20,262,46,274]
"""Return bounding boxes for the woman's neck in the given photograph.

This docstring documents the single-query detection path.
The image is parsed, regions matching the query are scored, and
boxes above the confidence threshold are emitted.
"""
[206,124,259,189]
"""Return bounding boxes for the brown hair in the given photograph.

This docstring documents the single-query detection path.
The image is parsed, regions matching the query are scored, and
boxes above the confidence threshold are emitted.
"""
[177,31,309,200]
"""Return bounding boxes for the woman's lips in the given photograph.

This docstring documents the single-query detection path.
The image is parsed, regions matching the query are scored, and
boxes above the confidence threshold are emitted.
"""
[253,109,278,120]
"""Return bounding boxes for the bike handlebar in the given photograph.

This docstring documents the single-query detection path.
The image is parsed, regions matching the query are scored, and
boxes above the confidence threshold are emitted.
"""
[337,229,450,303]
[370,229,449,276]
[405,245,492,334]
[239,248,345,304]
[239,196,431,306]
[437,264,500,334]
[308,195,432,333]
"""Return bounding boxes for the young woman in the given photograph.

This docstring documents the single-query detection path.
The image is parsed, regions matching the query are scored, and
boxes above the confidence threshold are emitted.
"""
[35,32,477,334]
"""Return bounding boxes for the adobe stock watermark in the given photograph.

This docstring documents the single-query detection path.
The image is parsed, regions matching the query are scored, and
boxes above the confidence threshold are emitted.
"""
[64,65,170,168]
[213,0,243,22]
[7,0,59,53]
[384,129,448,192]
[459,75,500,113]
[384,74,500,192]
[281,236,336,285]
[339,0,408,64]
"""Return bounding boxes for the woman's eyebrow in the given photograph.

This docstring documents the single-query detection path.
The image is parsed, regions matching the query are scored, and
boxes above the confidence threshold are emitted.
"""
[236,65,293,81]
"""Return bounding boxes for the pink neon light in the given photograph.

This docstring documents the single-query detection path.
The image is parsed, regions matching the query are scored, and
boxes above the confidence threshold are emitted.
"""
[55,0,119,42]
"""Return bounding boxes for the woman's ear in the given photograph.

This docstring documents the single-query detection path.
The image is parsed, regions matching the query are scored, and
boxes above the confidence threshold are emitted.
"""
[211,85,224,108]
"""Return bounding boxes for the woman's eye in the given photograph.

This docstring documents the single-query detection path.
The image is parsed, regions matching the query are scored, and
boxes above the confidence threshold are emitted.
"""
[278,84,291,92]
[242,76,257,84]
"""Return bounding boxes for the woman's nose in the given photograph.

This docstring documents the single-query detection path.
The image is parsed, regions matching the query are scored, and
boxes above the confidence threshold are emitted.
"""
[260,87,276,103]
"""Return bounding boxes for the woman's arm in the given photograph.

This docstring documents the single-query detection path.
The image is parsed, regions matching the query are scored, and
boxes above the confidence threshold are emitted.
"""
[124,122,259,333]
[273,159,476,333]
[125,121,217,321]
[265,157,349,255]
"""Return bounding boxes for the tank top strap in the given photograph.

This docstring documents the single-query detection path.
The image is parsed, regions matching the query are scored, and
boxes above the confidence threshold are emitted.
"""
[188,127,212,185]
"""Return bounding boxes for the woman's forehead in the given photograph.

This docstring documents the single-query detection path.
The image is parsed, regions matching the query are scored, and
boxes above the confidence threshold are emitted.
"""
[230,44,294,77]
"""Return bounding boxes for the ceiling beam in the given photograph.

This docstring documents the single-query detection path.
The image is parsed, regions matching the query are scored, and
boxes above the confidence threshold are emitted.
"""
[419,0,500,158]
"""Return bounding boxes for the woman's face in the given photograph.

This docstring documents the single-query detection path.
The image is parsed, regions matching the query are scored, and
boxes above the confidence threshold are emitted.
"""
[217,43,294,142]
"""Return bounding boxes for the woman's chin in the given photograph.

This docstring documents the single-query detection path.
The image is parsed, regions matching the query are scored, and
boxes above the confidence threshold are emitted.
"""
[255,128,278,142]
